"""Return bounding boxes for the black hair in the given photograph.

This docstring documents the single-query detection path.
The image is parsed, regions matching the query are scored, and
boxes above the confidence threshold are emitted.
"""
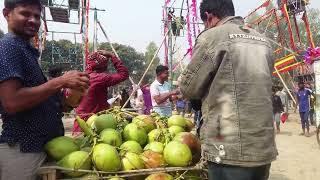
[200,0,235,21]
[156,65,169,76]
[4,0,42,10]
[48,64,63,78]
[298,82,304,86]
[272,86,278,93]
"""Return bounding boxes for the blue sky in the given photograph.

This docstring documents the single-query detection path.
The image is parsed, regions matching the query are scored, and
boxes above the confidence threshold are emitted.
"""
[0,0,319,54]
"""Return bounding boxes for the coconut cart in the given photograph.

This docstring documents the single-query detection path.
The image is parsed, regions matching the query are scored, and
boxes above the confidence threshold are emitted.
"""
[38,107,208,179]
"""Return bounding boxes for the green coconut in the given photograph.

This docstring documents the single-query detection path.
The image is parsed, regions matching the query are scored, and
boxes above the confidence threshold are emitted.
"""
[57,151,91,177]
[174,132,201,164]
[142,150,166,168]
[92,144,121,172]
[144,142,164,154]
[168,115,187,128]
[86,114,98,127]
[148,129,170,143]
[168,125,186,137]
[100,129,122,147]
[163,141,192,167]
[45,136,80,161]
[94,114,117,133]
[123,123,148,146]
[121,152,145,171]
[119,141,143,155]
[145,173,174,180]
[185,119,195,132]
[132,115,156,133]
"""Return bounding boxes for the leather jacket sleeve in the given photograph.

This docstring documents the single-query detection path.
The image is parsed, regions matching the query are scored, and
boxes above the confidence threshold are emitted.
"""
[179,36,218,100]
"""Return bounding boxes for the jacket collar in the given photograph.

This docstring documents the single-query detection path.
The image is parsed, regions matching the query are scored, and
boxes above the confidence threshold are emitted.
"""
[217,16,244,26]
[197,16,244,38]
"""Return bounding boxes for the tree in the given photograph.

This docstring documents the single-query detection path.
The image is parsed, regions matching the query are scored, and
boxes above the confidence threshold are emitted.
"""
[40,39,83,73]
[144,42,160,84]
[98,42,146,87]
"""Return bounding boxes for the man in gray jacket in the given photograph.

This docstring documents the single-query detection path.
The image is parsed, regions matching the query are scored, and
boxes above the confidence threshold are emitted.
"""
[179,0,278,180]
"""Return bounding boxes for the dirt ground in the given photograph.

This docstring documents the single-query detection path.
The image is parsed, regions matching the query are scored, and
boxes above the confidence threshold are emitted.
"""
[269,112,320,180]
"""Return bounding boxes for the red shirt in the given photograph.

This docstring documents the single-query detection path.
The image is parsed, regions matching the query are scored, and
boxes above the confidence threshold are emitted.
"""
[73,56,128,132]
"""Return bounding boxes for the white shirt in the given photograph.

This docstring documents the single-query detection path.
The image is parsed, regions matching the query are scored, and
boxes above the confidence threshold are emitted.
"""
[150,79,172,116]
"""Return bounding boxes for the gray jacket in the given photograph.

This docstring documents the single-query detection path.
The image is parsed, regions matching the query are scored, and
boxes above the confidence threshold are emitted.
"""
[180,16,278,167]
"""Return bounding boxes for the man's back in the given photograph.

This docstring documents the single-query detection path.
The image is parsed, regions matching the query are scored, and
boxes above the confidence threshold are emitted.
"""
[180,16,277,167]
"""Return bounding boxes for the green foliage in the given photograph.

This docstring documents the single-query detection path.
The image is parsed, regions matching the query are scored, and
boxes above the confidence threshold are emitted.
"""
[144,42,161,84]
[39,39,160,89]
[98,42,146,86]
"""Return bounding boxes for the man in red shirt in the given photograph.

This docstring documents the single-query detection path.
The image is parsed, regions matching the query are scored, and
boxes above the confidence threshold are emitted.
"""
[73,50,129,133]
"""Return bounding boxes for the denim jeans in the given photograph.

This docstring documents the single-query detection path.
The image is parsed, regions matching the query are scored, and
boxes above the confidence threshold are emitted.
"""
[194,111,202,137]
[299,111,310,130]
[208,162,271,180]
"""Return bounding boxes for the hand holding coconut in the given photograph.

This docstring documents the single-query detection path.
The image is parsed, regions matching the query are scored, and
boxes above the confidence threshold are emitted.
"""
[58,71,90,108]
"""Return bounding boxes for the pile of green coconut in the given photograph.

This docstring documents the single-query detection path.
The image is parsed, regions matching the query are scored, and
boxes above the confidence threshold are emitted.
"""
[45,110,202,180]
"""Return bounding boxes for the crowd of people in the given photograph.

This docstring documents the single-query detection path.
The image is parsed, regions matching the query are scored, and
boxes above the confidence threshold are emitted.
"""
[0,0,318,180]
[271,82,316,137]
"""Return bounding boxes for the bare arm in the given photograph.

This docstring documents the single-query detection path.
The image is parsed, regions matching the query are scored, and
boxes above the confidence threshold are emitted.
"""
[153,91,175,105]
[97,50,129,87]
[0,71,89,114]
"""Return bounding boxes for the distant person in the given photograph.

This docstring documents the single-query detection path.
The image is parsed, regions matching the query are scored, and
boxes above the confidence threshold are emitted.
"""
[73,50,129,133]
[120,88,132,109]
[150,65,179,117]
[276,86,288,113]
[191,99,202,137]
[141,84,153,115]
[135,87,145,114]
[296,82,313,137]
[272,86,284,133]
[306,83,315,126]
[176,97,186,117]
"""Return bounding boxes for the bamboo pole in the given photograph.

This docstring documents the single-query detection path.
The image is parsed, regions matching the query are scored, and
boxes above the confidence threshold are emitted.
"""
[97,21,136,85]
[275,66,297,105]
[121,29,171,109]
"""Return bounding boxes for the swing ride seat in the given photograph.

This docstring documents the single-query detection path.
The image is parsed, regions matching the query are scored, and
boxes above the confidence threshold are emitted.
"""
[68,0,80,10]
[40,0,49,6]
[49,7,70,23]
[286,0,307,15]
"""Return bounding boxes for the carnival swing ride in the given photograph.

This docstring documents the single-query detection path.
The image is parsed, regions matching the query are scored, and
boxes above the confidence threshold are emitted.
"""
[245,0,319,84]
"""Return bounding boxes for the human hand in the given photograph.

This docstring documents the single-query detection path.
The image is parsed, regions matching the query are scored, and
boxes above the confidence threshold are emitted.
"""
[97,50,114,58]
[60,71,90,91]
[170,88,181,96]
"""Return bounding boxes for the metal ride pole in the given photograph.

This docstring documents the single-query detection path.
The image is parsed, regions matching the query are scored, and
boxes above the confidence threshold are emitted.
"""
[93,8,98,52]
[97,21,137,86]
[97,21,120,58]
[169,27,174,89]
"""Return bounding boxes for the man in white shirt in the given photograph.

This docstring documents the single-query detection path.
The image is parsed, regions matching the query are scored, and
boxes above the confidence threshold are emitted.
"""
[150,65,179,117]
[276,86,288,113]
